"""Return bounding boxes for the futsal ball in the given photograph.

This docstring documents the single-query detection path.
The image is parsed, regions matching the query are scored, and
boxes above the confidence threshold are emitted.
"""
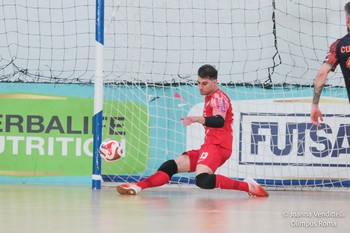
[99,139,123,162]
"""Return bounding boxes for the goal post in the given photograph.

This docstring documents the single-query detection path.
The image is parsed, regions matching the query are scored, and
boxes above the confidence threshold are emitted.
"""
[97,0,350,190]
[92,0,105,189]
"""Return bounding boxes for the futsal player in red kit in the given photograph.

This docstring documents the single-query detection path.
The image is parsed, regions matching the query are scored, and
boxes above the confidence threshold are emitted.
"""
[117,64,269,197]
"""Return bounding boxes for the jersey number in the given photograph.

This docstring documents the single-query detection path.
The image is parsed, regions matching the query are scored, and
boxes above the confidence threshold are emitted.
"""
[199,152,209,160]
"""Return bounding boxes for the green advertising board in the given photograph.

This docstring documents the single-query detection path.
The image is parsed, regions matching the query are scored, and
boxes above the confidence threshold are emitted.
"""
[0,93,149,178]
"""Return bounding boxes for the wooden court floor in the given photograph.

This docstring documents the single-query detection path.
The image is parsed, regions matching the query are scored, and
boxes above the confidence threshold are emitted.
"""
[0,184,349,233]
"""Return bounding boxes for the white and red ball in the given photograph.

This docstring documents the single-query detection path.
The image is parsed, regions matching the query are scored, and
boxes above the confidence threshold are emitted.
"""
[99,139,123,162]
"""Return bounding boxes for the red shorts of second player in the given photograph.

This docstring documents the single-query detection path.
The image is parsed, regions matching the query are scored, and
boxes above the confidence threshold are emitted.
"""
[184,144,232,173]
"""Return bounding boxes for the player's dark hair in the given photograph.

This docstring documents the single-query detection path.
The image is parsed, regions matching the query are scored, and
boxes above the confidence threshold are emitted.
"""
[198,64,218,80]
[345,2,350,16]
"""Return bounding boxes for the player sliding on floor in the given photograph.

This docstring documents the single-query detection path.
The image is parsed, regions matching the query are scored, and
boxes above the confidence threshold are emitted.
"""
[117,64,269,197]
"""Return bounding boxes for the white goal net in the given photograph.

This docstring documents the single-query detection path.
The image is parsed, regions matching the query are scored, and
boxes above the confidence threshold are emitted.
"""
[1,0,349,189]
[101,0,350,189]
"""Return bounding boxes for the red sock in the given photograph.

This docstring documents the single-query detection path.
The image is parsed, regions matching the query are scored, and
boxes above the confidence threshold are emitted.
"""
[136,171,170,189]
[215,174,249,192]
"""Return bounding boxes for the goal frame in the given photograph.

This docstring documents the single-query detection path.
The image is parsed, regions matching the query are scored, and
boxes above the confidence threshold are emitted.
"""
[92,0,350,190]
[92,0,104,189]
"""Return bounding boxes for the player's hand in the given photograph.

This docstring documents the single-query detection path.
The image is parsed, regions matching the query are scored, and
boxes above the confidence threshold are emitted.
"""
[181,116,204,126]
[310,104,323,127]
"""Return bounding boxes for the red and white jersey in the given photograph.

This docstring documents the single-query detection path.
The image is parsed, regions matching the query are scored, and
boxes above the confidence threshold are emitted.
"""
[203,88,233,151]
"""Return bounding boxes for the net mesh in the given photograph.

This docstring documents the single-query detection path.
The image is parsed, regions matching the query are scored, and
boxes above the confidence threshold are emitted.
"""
[1,0,349,189]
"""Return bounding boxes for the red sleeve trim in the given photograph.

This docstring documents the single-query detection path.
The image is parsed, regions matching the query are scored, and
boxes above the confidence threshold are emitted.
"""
[324,39,340,71]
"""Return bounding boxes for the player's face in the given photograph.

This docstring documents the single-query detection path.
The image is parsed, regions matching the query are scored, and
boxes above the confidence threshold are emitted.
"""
[197,77,218,96]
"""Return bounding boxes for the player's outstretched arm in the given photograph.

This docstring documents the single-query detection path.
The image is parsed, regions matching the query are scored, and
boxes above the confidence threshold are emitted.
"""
[311,63,331,126]
[311,104,323,127]
[181,116,205,126]
[181,115,225,128]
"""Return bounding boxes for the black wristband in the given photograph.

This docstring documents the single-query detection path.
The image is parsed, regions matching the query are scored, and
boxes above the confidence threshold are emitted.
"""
[204,115,224,128]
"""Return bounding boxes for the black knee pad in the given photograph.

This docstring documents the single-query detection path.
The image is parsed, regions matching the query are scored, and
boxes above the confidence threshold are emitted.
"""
[195,173,216,189]
[158,160,178,178]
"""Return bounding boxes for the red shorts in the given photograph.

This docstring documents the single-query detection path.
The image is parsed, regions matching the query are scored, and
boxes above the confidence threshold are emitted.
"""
[184,144,232,173]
